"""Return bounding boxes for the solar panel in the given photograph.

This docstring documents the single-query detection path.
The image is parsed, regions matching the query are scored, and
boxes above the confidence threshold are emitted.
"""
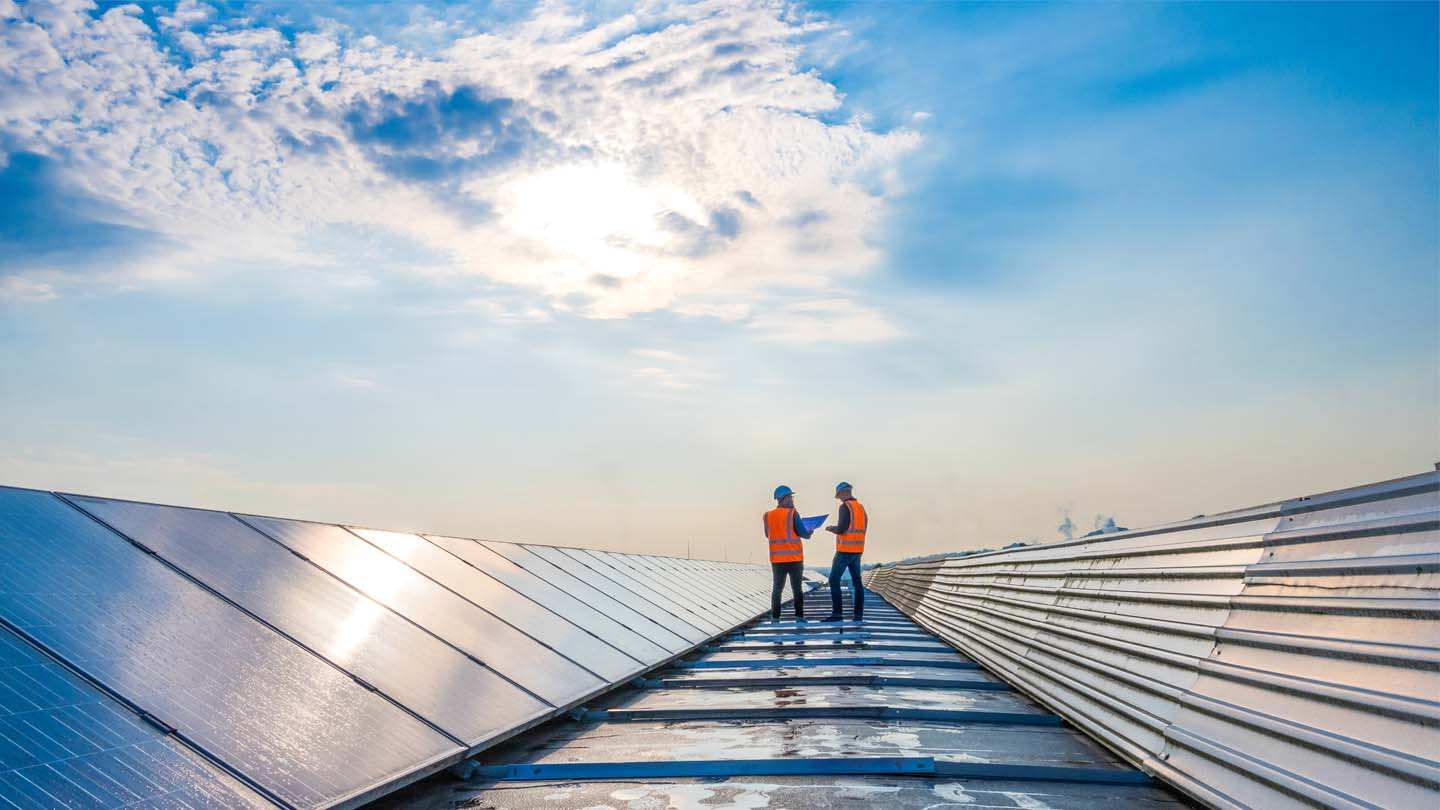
[479,543,693,654]
[66,496,546,748]
[667,558,767,617]
[629,555,753,623]
[625,555,748,625]
[682,559,771,615]
[0,626,272,810]
[675,559,764,614]
[0,487,456,809]
[345,529,609,705]
[689,563,768,614]
[608,553,740,629]
[424,535,673,667]
[522,545,710,644]
[524,544,714,639]
[232,515,556,734]
[563,548,727,635]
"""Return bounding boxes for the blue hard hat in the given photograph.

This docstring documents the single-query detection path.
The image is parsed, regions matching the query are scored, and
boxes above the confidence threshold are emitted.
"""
[835,481,853,493]
[773,485,794,500]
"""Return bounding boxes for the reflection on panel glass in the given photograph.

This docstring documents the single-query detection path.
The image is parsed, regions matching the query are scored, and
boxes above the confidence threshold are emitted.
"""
[523,546,709,644]
[685,564,764,617]
[347,529,607,705]
[642,555,757,622]
[0,487,455,809]
[425,535,670,667]
[236,516,555,731]
[0,626,274,809]
[566,549,726,634]
[672,560,748,611]
[673,559,768,617]
[628,555,749,623]
[613,554,732,625]
[481,543,692,654]
[68,497,540,747]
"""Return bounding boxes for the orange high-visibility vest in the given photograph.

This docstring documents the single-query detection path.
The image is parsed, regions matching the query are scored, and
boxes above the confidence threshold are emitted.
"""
[764,507,803,563]
[836,498,867,554]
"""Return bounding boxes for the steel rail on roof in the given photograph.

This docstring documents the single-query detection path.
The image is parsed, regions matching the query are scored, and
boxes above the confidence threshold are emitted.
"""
[386,585,1182,809]
[865,470,1440,810]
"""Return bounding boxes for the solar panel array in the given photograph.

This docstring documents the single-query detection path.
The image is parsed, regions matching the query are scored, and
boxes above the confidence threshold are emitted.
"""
[0,486,776,809]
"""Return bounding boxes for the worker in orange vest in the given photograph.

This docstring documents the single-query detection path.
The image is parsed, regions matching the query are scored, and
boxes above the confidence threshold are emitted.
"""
[822,481,867,621]
[764,485,814,622]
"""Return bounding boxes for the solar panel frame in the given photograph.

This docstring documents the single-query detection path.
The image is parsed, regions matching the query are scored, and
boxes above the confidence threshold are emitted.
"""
[66,496,547,750]
[689,564,767,615]
[678,559,769,615]
[0,486,460,810]
[344,528,611,705]
[352,532,643,683]
[629,556,751,625]
[422,535,670,668]
[682,559,772,615]
[0,624,275,810]
[231,515,558,737]
[678,559,761,607]
[479,543,693,654]
[627,555,753,624]
[563,549,727,635]
[520,545,711,644]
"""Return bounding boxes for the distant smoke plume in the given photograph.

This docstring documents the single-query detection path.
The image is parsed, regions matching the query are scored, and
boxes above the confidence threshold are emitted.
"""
[1057,511,1075,541]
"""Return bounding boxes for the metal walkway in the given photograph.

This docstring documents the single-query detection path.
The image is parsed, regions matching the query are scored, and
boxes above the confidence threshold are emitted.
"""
[378,587,1187,808]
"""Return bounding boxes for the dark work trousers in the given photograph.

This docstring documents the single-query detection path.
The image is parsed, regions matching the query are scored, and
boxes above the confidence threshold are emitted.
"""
[829,552,864,618]
[770,561,805,620]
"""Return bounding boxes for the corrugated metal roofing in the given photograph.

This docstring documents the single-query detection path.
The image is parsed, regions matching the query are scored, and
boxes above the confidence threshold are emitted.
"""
[376,587,1185,809]
[867,470,1440,809]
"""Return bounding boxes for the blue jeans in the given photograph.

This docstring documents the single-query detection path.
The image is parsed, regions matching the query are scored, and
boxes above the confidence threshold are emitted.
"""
[828,552,864,618]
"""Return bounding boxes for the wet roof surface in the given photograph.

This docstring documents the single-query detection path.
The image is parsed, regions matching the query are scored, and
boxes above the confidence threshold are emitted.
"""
[374,588,1187,809]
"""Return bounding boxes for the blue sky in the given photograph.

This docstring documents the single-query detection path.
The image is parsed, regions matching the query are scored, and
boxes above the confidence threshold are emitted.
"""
[1,0,1434,562]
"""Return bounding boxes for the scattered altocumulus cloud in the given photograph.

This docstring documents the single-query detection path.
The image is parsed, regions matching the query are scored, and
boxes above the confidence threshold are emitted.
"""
[0,0,920,339]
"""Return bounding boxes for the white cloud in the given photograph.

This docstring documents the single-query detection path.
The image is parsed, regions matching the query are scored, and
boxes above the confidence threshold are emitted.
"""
[0,0,919,340]
[748,298,903,344]
[158,0,211,30]
[330,369,380,390]
[0,275,58,302]
[631,348,683,362]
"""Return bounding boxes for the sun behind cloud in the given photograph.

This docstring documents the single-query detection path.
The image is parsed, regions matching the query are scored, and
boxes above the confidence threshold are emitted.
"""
[0,0,920,334]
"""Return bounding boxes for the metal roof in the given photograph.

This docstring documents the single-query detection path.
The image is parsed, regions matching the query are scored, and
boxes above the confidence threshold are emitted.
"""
[866,470,1440,809]
[6,471,1431,809]
[375,587,1185,809]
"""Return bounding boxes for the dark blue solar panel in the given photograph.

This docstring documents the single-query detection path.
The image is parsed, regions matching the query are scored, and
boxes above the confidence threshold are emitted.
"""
[236,515,573,722]
[66,496,550,747]
[522,546,710,644]
[423,535,672,667]
[343,528,608,706]
[626,555,752,624]
[0,626,271,810]
[480,543,693,654]
[663,558,769,619]
[564,549,727,635]
[0,487,457,809]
